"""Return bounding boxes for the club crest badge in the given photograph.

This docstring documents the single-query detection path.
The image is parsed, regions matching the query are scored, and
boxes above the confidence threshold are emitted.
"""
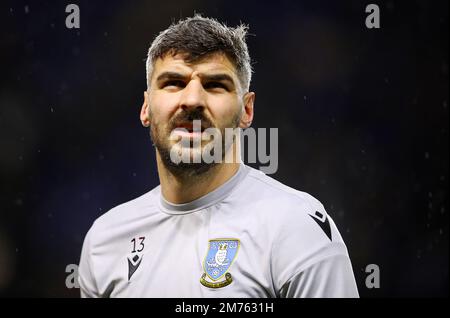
[200,239,240,288]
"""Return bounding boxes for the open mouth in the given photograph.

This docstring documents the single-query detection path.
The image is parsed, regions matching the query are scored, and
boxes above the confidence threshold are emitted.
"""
[174,122,208,133]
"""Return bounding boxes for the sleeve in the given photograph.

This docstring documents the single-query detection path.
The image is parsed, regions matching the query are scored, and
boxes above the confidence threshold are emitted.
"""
[278,254,359,298]
[78,227,100,298]
[271,197,359,298]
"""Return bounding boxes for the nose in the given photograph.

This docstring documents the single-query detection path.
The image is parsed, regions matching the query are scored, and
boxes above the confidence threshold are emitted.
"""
[179,79,206,112]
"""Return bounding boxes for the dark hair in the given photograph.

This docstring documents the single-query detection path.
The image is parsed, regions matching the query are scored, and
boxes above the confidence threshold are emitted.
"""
[146,14,252,91]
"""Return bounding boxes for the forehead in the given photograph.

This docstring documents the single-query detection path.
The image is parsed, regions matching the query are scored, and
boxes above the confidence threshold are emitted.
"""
[152,52,239,80]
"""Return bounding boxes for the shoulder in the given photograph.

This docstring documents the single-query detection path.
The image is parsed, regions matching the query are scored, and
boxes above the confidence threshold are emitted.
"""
[240,165,348,254]
[78,187,161,296]
[86,187,160,245]
[240,168,352,291]
[241,166,329,223]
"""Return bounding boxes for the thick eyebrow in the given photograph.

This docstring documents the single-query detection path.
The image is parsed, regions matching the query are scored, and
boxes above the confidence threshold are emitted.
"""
[155,72,187,83]
[201,73,235,86]
[155,71,236,86]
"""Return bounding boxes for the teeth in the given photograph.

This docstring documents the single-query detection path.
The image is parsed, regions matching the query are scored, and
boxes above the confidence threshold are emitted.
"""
[174,124,208,133]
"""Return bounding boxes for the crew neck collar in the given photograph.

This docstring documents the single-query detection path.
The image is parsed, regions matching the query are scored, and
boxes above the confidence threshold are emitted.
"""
[158,163,248,215]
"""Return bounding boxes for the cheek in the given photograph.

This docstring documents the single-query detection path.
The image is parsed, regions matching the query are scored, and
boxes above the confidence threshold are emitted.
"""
[220,106,242,128]
[208,96,241,121]
[149,93,179,124]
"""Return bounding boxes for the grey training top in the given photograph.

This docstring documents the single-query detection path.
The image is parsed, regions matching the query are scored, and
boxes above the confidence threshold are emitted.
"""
[79,164,359,298]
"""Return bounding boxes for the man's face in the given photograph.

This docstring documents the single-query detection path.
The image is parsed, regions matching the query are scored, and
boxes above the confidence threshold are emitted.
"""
[141,52,254,175]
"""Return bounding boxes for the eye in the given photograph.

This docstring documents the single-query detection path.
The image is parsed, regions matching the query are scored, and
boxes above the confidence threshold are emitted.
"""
[162,80,186,89]
[204,81,228,91]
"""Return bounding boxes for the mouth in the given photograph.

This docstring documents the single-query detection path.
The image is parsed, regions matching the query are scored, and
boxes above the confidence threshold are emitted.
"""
[171,122,209,139]
[175,123,204,132]
[173,120,212,133]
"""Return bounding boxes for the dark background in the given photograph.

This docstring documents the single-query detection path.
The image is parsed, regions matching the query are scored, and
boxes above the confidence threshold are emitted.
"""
[0,0,447,297]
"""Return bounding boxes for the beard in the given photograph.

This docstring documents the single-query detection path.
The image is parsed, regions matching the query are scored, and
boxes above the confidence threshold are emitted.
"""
[149,107,241,179]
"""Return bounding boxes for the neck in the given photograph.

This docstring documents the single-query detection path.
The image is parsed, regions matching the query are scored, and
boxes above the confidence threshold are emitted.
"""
[157,143,241,204]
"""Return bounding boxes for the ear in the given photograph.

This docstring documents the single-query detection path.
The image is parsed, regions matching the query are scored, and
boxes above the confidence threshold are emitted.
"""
[140,91,151,127]
[239,92,255,129]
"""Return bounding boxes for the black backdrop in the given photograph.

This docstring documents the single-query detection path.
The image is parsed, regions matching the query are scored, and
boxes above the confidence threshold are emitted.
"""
[0,0,448,297]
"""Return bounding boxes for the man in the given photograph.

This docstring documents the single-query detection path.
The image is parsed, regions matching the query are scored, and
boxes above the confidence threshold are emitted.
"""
[78,15,359,298]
